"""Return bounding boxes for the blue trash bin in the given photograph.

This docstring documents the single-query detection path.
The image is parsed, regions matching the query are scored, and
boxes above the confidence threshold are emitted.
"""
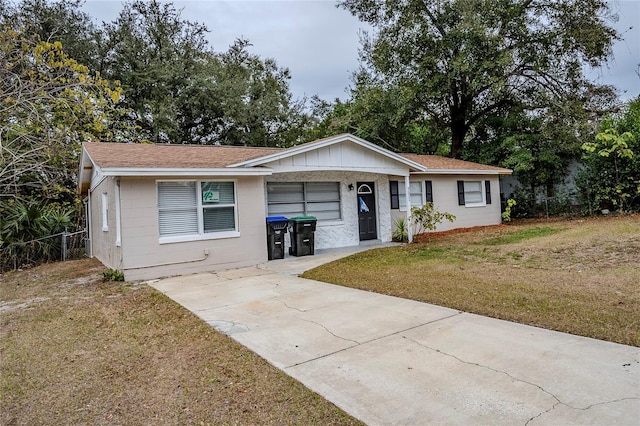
[266,216,288,260]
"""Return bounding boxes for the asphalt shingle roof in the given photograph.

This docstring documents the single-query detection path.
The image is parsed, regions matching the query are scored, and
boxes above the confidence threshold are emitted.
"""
[401,154,511,173]
[83,142,283,169]
[83,141,510,173]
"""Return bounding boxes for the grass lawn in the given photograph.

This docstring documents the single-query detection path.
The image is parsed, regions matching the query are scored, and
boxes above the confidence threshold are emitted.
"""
[303,215,640,347]
[0,260,362,425]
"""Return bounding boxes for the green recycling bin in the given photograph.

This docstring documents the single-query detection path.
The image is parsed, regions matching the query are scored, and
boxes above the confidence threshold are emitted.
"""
[288,216,317,257]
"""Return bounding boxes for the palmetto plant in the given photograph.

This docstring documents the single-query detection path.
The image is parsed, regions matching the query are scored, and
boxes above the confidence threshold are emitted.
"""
[392,217,409,242]
[0,200,73,271]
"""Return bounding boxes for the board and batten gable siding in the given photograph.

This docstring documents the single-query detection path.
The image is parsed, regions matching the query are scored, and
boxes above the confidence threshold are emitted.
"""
[89,176,121,270]
[265,140,410,176]
[390,175,503,233]
[118,175,268,281]
[265,171,393,249]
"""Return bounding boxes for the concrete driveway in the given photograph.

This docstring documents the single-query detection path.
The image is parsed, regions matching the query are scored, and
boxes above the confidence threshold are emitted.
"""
[150,248,640,425]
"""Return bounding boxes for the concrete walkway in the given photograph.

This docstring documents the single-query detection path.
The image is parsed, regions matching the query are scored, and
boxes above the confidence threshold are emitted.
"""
[150,248,640,425]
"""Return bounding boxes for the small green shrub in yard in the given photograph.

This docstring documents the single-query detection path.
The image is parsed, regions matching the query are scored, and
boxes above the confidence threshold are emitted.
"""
[392,217,409,242]
[502,199,517,222]
[103,269,124,282]
[411,202,456,236]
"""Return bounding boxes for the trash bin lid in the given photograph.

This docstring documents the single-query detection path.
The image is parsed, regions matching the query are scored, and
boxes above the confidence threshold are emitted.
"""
[266,216,288,223]
[289,215,317,222]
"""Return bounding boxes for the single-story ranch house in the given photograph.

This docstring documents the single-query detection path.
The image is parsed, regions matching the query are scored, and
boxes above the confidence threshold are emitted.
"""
[78,134,511,280]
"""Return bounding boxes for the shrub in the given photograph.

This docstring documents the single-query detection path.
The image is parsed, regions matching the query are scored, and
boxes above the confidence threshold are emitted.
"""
[103,269,125,282]
[502,199,517,222]
[392,217,408,242]
[410,202,455,237]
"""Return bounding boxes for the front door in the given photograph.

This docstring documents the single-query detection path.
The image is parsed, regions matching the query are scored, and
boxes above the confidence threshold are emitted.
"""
[357,182,377,240]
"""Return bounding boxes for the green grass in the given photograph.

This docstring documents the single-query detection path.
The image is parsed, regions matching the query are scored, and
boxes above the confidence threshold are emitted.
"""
[478,226,560,245]
[303,216,640,347]
[1,259,362,425]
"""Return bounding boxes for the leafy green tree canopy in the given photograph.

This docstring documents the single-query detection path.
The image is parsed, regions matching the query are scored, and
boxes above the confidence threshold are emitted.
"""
[0,26,132,205]
[340,0,619,158]
[578,96,640,212]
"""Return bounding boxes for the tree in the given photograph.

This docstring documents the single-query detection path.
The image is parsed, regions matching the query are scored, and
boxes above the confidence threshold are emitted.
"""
[339,0,618,158]
[0,27,132,205]
[100,0,210,143]
[313,78,449,154]
[100,1,309,146]
[2,0,99,69]
[209,38,306,147]
[0,11,136,269]
[578,96,640,212]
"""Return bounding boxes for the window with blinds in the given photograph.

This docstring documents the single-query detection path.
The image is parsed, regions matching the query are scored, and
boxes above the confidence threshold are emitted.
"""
[201,182,236,232]
[266,182,341,220]
[398,181,423,209]
[457,180,490,207]
[158,180,237,238]
[464,181,483,204]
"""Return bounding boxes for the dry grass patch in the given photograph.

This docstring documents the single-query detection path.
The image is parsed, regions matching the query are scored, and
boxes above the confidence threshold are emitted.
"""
[303,215,640,347]
[1,258,361,425]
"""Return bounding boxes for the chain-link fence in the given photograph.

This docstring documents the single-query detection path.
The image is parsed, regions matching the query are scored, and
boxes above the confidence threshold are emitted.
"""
[0,229,87,272]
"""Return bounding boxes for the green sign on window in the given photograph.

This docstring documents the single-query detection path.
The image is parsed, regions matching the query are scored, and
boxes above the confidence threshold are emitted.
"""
[202,190,219,203]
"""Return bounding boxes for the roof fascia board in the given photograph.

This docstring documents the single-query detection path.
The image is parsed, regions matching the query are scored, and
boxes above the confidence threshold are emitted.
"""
[268,165,411,176]
[99,167,273,177]
[78,145,99,194]
[229,133,427,171]
[411,170,512,175]
[89,169,107,192]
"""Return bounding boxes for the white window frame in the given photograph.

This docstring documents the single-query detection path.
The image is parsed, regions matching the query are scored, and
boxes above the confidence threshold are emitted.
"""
[398,181,424,211]
[463,180,486,207]
[157,179,240,244]
[101,192,109,232]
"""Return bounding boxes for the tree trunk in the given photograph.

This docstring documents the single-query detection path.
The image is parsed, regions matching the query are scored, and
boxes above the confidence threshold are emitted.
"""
[449,96,468,159]
[450,119,466,159]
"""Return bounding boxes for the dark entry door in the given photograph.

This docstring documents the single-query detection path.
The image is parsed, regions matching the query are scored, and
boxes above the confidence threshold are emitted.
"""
[357,182,377,240]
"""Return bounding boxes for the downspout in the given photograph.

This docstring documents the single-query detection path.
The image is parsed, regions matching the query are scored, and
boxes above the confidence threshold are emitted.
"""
[115,178,122,247]
[405,175,412,243]
[83,194,92,257]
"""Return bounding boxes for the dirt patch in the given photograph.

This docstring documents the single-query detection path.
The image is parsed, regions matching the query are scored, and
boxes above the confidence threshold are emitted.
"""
[413,224,508,242]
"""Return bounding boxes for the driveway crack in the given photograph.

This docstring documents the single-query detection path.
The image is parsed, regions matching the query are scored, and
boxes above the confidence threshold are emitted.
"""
[402,335,640,425]
[286,312,463,369]
[402,335,566,424]
[275,298,310,313]
[300,318,361,345]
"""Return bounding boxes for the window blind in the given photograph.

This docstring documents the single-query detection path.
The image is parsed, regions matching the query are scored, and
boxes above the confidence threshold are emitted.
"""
[266,182,340,220]
[158,181,198,236]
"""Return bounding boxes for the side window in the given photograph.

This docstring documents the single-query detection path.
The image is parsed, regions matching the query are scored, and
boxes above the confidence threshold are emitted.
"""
[101,192,108,232]
[485,180,492,205]
[457,180,490,207]
[399,181,423,209]
[390,181,399,209]
[425,180,433,203]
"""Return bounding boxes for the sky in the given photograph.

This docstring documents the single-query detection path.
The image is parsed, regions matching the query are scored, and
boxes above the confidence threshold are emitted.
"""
[82,0,640,102]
